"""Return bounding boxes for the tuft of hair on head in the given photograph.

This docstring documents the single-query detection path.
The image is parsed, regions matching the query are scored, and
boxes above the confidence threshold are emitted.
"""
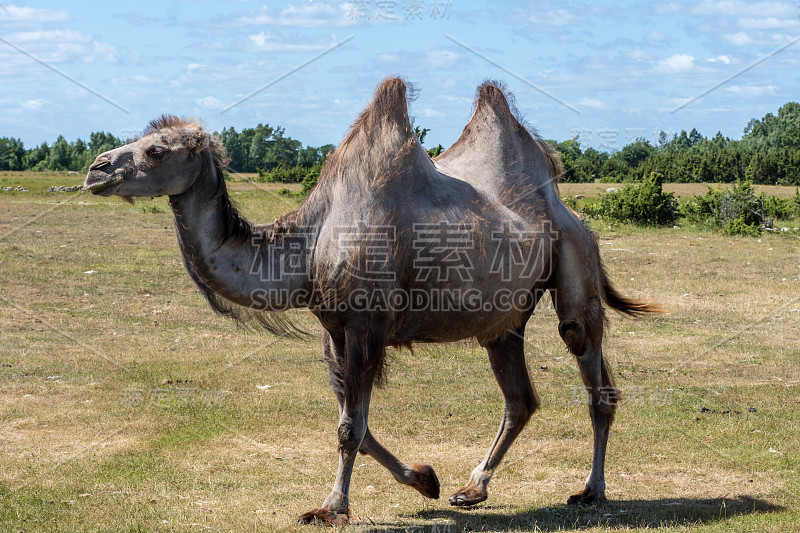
[142,114,201,136]
[140,114,210,155]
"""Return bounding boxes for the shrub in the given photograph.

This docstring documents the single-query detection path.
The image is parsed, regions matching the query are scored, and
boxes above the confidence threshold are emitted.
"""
[717,179,763,227]
[677,186,723,223]
[678,179,783,235]
[256,165,309,183]
[595,172,677,225]
[723,216,762,236]
[301,164,323,195]
[760,188,800,220]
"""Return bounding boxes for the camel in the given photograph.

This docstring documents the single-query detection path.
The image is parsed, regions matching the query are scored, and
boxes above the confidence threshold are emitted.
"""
[84,77,660,526]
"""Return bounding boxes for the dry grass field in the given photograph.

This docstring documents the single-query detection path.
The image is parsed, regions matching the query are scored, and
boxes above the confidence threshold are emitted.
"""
[0,173,799,532]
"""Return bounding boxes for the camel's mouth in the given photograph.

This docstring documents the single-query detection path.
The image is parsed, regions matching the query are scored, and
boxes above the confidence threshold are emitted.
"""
[84,174,123,196]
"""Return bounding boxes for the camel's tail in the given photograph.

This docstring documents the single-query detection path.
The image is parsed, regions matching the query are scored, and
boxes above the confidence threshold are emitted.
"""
[600,264,666,317]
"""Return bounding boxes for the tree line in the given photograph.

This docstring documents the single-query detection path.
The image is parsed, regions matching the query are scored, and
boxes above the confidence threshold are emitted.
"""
[550,102,800,185]
[0,124,334,180]
[1,102,798,186]
[0,132,122,173]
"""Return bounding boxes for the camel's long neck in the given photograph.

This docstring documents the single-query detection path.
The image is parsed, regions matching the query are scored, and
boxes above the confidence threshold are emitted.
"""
[168,150,310,311]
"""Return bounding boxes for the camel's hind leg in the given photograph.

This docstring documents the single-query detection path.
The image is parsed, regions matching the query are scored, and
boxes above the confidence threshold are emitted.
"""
[321,331,439,500]
[450,322,540,507]
[551,245,618,505]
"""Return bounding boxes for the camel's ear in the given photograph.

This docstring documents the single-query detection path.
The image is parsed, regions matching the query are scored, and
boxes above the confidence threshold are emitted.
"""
[187,130,210,154]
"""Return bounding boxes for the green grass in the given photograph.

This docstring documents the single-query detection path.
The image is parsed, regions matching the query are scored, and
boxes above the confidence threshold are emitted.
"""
[0,177,798,531]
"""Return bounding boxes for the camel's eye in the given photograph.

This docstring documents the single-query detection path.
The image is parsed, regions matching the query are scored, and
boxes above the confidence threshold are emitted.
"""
[146,146,168,160]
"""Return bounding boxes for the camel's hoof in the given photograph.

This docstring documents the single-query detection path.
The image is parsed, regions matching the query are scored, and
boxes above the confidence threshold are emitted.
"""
[407,462,440,499]
[297,507,350,527]
[448,484,487,507]
[566,488,608,507]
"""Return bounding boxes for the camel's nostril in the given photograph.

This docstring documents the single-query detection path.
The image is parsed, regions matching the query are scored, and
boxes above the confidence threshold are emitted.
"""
[89,158,111,172]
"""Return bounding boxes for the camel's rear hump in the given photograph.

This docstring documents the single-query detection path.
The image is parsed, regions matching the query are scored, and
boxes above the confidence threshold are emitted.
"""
[434,81,561,208]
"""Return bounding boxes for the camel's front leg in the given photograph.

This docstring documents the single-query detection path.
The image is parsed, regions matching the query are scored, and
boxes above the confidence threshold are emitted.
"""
[360,430,440,499]
[298,328,381,526]
[450,324,539,506]
[318,331,440,500]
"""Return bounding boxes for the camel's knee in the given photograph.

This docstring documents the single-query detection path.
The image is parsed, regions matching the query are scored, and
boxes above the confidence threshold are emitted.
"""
[590,389,618,421]
[337,419,366,452]
[583,359,619,422]
[506,389,540,429]
[558,319,587,356]
[523,389,542,421]
[527,390,541,417]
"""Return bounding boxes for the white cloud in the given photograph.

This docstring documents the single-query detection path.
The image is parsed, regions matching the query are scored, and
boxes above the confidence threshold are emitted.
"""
[578,98,608,109]
[8,29,82,44]
[86,42,117,63]
[737,16,800,30]
[529,8,580,26]
[198,41,225,50]
[645,30,668,43]
[422,107,444,117]
[725,85,778,96]
[653,2,683,14]
[19,99,47,111]
[427,49,459,67]
[655,54,696,73]
[246,32,335,52]
[230,2,355,28]
[691,1,800,45]
[1,30,117,64]
[723,31,754,46]
[628,49,654,62]
[196,96,225,110]
[692,0,795,18]
[706,55,732,64]
[440,94,472,105]
[663,96,695,108]
[0,5,71,23]
[111,75,157,85]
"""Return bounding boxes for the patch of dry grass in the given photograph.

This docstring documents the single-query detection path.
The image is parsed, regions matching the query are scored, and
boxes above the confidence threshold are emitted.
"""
[0,181,798,532]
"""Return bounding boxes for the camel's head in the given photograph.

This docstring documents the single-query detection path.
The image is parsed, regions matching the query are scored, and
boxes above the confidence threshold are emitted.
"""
[84,115,210,198]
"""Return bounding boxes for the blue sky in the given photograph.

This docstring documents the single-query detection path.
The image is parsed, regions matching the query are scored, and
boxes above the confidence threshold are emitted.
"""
[1,0,799,152]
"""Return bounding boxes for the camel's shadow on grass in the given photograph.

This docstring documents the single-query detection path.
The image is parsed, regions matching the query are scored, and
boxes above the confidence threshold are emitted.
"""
[357,495,782,532]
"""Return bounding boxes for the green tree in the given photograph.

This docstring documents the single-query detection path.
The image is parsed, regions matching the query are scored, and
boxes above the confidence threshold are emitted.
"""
[414,126,430,145]
[49,136,70,170]
[0,137,25,170]
[619,139,654,169]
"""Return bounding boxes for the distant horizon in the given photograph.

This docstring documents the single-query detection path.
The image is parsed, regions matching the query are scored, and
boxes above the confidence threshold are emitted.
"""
[6,98,795,154]
[2,1,799,152]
